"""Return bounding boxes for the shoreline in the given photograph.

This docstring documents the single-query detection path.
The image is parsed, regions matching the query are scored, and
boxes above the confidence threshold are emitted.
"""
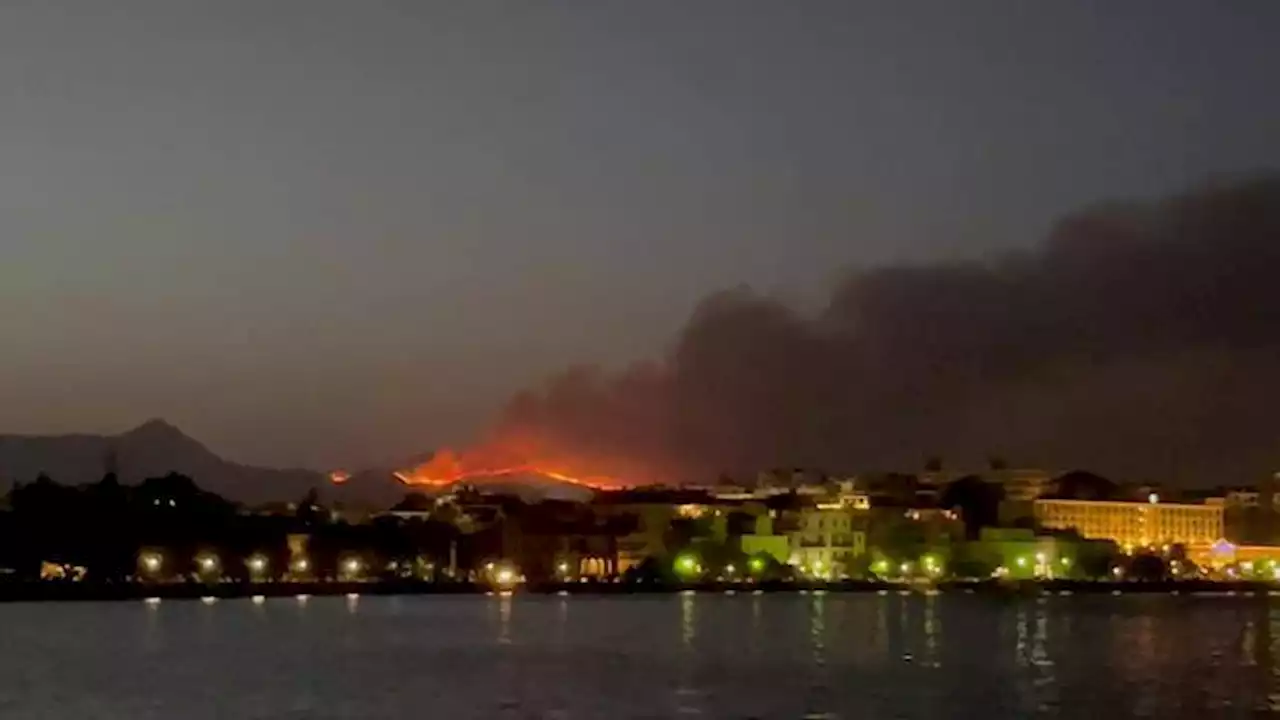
[1,578,1276,603]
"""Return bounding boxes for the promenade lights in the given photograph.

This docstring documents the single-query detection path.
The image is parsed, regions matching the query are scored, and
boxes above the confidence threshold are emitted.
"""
[196,553,220,579]
[674,554,702,580]
[748,556,767,575]
[247,555,268,578]
[921,555,942,578]
[342,557,363,580]
[139,552,163,575]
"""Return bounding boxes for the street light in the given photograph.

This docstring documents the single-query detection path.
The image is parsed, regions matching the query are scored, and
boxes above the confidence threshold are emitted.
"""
[139,552,163,577]
[196,553,220,578]
[247,555,268,578]
[674,554,701,579]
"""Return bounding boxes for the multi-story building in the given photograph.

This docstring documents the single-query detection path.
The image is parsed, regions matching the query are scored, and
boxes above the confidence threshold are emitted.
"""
[786,505,866,576]
[1034,497,1224,549]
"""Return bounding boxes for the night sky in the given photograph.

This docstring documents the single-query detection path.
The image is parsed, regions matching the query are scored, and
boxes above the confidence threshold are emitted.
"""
[2,2,1278,473]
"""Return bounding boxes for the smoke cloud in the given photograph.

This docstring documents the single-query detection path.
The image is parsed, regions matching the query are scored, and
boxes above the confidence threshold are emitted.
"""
[487,176,1280,486]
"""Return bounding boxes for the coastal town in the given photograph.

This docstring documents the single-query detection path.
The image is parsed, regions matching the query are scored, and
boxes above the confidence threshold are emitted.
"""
[6,463,1280,598]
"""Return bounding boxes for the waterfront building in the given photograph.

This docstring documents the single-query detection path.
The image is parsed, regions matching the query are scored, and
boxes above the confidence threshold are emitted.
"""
[1033,496,1224,549]
[785,505,865,577]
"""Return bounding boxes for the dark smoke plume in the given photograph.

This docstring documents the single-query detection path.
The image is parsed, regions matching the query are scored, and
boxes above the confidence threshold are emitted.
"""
[495,176,1280,486]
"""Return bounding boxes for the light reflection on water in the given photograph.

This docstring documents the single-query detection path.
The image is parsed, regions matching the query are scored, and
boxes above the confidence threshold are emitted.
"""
[0,594,1278,718]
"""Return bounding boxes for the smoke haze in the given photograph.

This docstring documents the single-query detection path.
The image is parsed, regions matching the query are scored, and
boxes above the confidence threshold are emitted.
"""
[482,176,1280,487]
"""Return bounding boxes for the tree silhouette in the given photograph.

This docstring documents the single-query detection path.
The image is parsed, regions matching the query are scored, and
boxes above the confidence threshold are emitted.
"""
[940,475,1005,539]
[1053,471,1118,501]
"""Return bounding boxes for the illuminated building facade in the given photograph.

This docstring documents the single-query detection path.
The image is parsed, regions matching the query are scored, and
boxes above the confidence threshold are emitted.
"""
[787,506,866,576]
[1033,497,1223,548]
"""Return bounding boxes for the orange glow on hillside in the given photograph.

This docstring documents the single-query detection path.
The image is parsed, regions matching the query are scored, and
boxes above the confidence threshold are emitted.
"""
[329,470,351,485]
[389,445,636,491]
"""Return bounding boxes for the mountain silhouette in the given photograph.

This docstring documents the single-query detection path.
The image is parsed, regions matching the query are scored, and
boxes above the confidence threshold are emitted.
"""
[0,420,323,503]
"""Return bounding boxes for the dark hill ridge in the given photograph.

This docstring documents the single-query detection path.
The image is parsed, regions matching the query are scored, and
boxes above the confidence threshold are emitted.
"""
[0,421,596,506]
[0,420,323,503]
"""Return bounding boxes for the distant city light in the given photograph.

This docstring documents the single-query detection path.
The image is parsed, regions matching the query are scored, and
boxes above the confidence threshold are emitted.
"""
[247,555,267,574]
[1148,493,1159,504]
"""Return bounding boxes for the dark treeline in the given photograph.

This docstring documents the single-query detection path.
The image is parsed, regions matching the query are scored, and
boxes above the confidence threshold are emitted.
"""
[0,473,461,583]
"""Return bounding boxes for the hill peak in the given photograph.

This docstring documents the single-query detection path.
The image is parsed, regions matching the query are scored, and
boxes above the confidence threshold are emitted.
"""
[122,418,188,440]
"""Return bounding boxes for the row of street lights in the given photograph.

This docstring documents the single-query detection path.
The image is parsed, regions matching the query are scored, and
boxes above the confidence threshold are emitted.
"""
[136,551,362,581]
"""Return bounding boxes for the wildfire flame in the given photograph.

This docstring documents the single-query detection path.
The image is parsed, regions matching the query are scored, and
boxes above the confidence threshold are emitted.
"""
[390,446,632,491]
[329,470,351,485]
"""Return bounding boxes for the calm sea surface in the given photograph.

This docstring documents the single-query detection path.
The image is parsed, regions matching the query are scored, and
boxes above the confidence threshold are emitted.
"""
[1,592,1278,718]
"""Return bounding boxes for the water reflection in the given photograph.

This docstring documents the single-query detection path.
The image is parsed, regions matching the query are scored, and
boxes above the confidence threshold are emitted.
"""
[674,592,703,717]
[922,593,940,668]
[0,594,1277,718]
[497,592,512,645]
